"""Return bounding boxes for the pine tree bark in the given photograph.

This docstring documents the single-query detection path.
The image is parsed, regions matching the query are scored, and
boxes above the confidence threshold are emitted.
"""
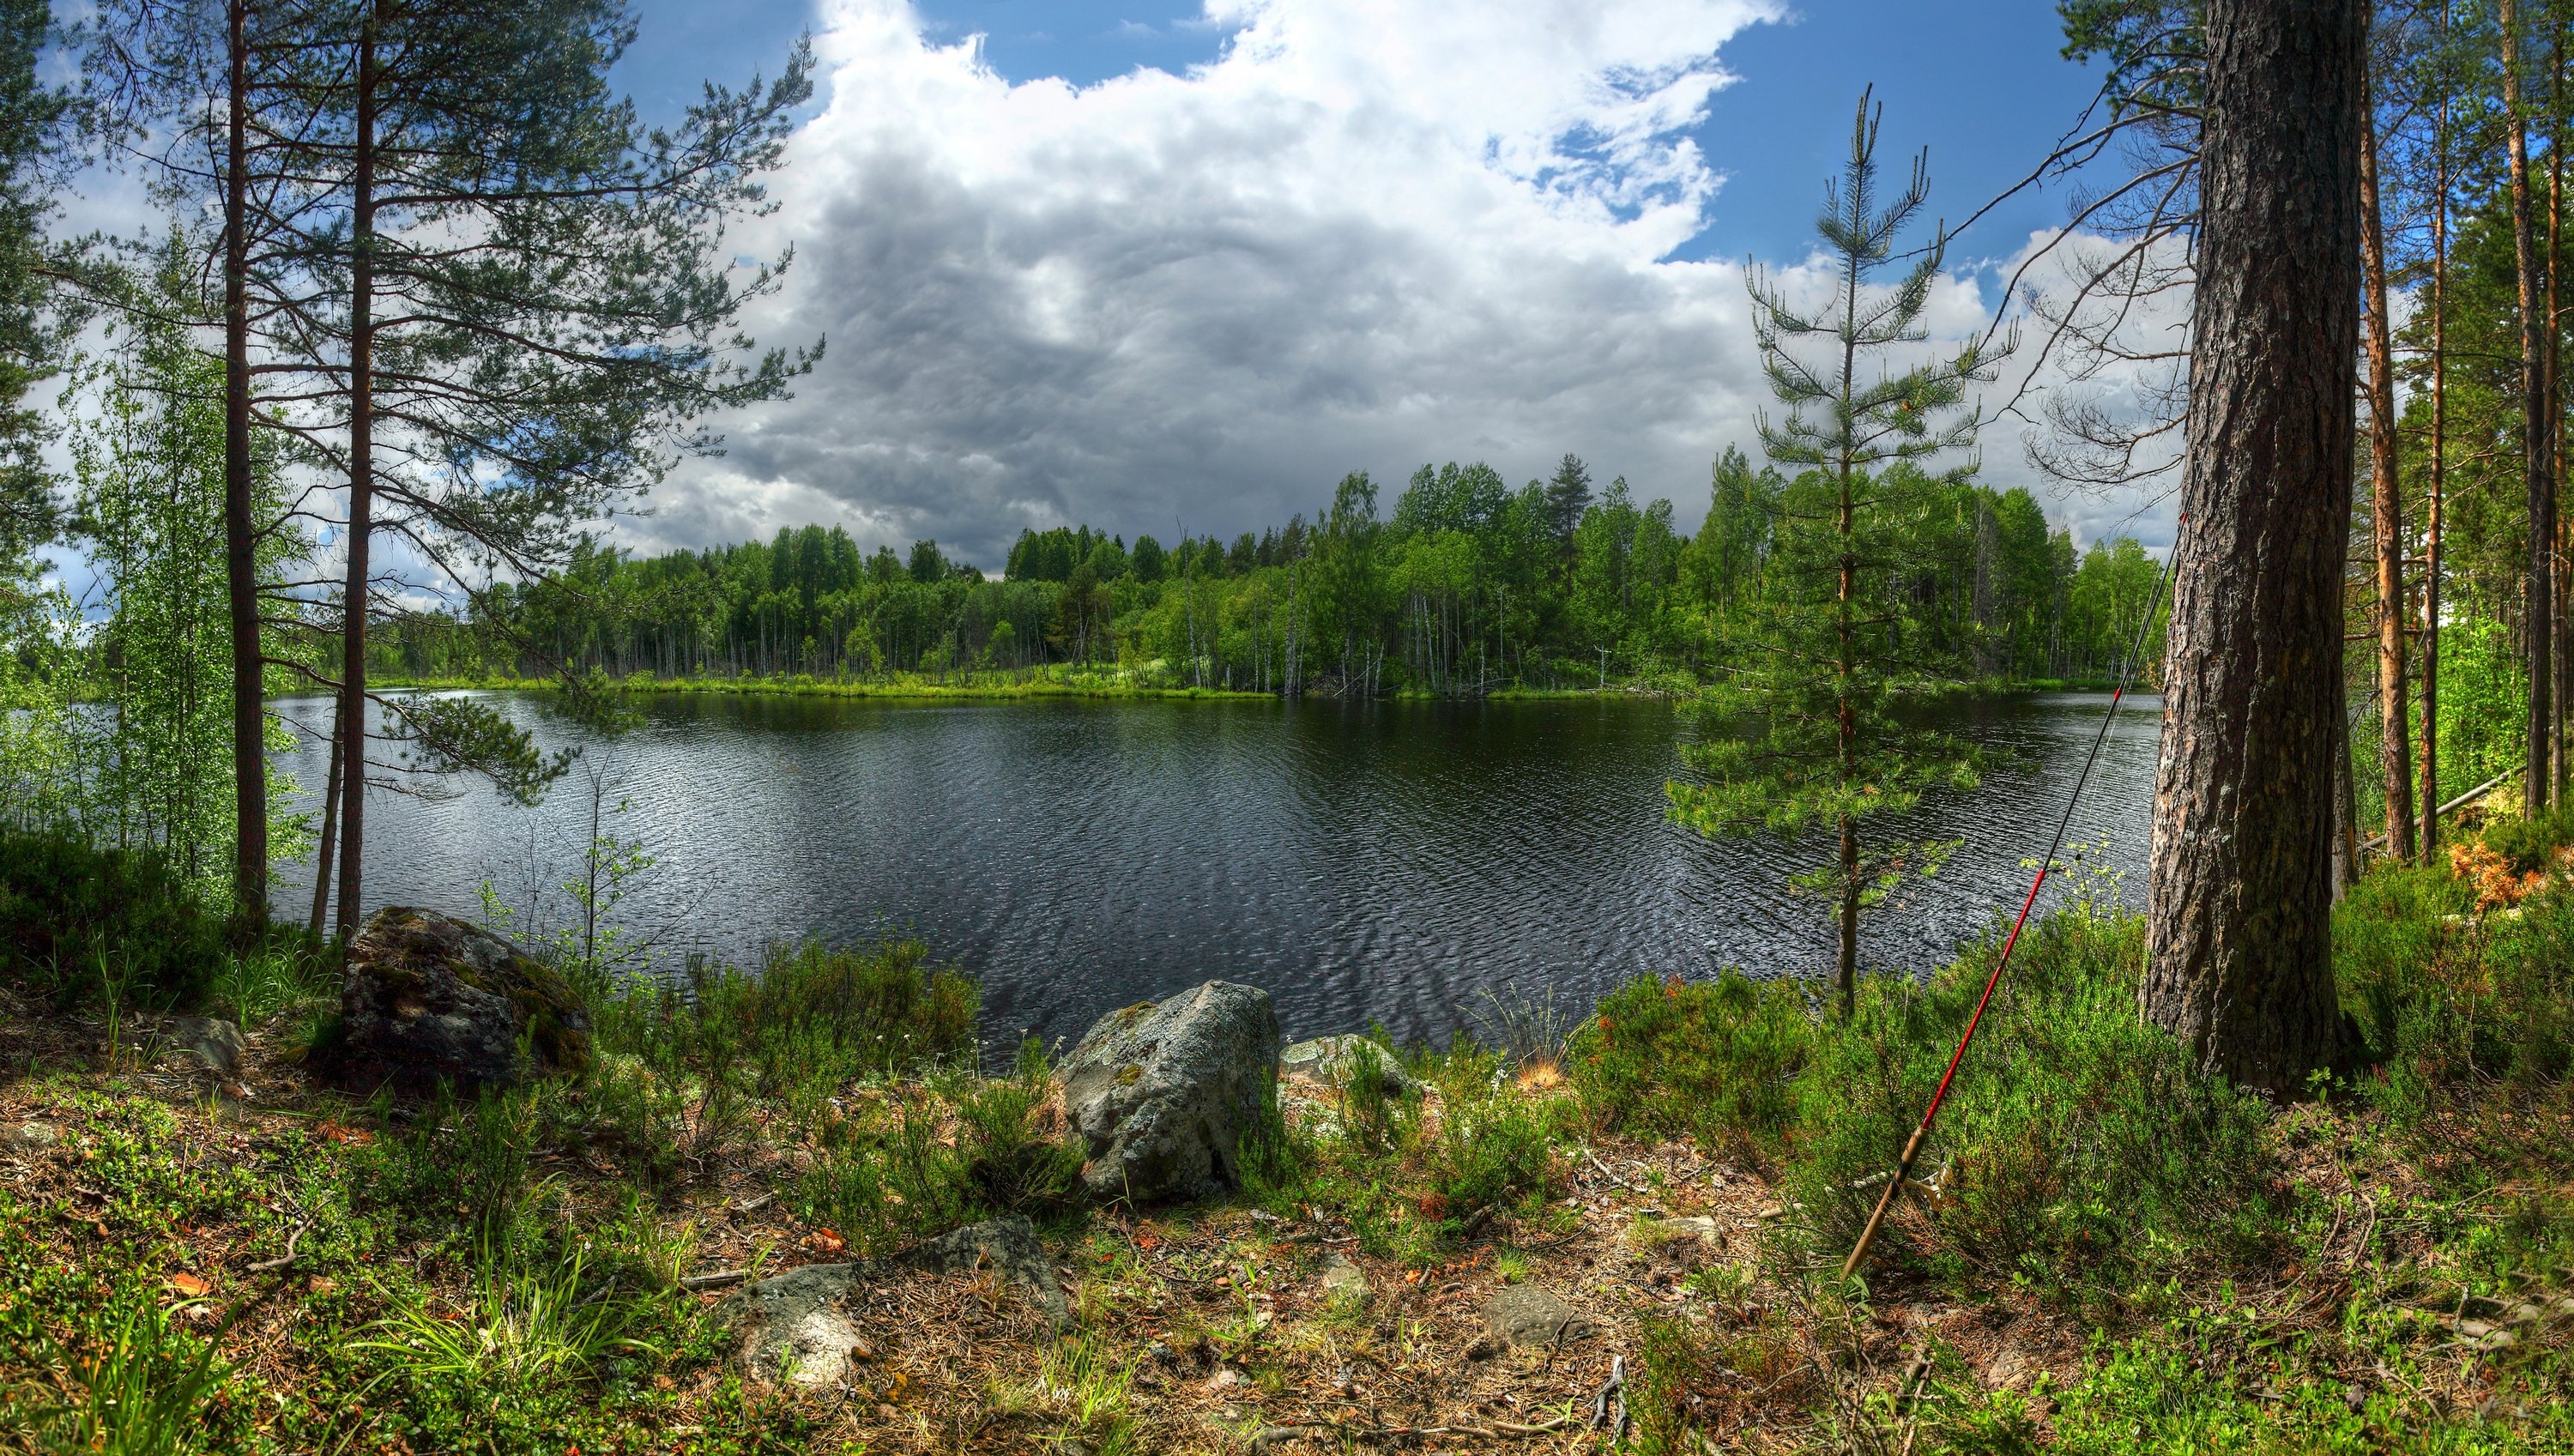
[2143,0,2364,1097]
[2420,74,2451,864]
[223,0,265,918]
[334,12,378,937]
[2360,99,2414,861]
[2503,0,2555,815]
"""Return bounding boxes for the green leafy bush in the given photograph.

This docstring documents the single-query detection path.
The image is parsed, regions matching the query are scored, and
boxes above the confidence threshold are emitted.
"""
[1785,908,2280,1290]
[1566,970,1814,1154]
[1571,906,2281,1301]
[2336,862,2574,1121]
[0,829,230,1009]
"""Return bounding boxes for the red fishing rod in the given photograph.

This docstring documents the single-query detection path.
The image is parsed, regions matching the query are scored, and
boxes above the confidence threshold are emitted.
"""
[1840,523,2184,1281]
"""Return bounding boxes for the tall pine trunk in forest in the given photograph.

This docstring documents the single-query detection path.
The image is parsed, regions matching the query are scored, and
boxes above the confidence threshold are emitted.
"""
[334,9,378,937]
[222,0,263,917]
[2360,96,2413,861]
[2503,0,2555,815]
[2420,50,2450,864]
[2142,0,2363,1097]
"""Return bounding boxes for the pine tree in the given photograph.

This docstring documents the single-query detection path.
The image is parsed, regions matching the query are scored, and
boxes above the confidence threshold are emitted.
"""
[1544,453,1592,546]
[1667,90,2003,1017]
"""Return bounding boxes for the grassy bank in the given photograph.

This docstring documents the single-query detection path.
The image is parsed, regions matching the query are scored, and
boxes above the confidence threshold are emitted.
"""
[369,666,1284,703]
[360,668,2107,706]
[0,829,2567,1453]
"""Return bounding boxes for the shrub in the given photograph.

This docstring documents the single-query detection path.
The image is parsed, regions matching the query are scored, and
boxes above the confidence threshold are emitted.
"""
[1566,970,1813,1154]
[2337,861,2574,1124]
[358,1235,674,1396]
[0,829,230,1010]
[1423,1055,1568,1223]
[955,1068,1085,1221]
[1781,906,2281,1295]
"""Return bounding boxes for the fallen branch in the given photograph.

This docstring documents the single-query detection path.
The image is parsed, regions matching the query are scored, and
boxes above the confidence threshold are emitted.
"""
[1591,1353,1628,1439]
[2360,770,2511,853]
[1582,1146,1640,1191]
[247,1222,306,1274]
[682,1268,752,1291]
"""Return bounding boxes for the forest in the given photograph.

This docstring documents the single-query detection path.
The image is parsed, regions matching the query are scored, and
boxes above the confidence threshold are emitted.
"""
[370,455,2172,698]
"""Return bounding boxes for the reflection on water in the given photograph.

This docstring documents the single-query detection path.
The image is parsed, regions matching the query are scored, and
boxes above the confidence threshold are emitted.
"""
[269,692,2160,1049]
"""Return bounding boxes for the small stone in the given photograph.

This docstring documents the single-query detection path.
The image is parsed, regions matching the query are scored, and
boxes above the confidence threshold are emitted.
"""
[723,1263,866,1389]
[917,1215,1072,1330]
[1481,1285,1590,1349]
[1205,1365,1242,1391]
[162,1017,247,1078]
[0,1121,59,1155]
[1755,1202,1786,1221]
[1663,1215,1723,1251]
[1320,1253,1369,1302]
[1280,1035,1416,1095]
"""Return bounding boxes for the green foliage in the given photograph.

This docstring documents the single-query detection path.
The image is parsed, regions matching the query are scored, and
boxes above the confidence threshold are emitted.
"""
[955,1068,1087,1219]
[1783,907,2281,1292]
[2336,863,2574,1125]
[793,1063,1083,1254]
[28,1296,234,1456]
[0,827,229,1009]
[1423,1060,1566,1223]
[1572,904,2281,1302]
[1569,971,1814,1152]
[359,1235,674,1398]
[373,441,2156,698]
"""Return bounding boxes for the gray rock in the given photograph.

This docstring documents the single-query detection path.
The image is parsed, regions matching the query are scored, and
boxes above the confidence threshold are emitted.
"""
[1058,982,1280,1203]
[0,1120,58,1155]
[329,908,590,1094]
[1281,1035,1415,1095]
[726,1262,869,1389]
[162,1016,245,1078]
[727,1217,1072,1386]
[919,1214,1071,1330]
[1319,1252,1369,1303]
[1482,1285,1591,1349]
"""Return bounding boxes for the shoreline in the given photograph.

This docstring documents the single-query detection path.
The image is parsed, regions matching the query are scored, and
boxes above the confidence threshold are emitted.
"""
[346,670,2138,704]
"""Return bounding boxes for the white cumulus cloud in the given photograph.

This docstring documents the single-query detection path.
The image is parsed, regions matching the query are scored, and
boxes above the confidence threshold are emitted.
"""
[637,0,1792,564]
[632,0,2160,568]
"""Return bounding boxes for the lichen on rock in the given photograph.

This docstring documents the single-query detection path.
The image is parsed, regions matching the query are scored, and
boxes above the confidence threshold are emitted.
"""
[327,907,591,1093]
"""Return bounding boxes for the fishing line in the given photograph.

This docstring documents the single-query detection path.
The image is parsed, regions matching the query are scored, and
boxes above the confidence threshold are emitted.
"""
[1839,518,2185,1281]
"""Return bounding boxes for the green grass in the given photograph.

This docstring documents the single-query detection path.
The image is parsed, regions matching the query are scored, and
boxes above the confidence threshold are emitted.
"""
[3,807,2571,1453]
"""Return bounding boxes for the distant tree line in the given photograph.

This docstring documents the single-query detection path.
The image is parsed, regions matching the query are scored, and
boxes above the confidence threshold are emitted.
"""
[375,450,2172,696]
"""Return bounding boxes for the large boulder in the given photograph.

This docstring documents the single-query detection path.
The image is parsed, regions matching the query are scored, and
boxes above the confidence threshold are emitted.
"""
[329,907,590,1094]
[1057,981,1280,1203]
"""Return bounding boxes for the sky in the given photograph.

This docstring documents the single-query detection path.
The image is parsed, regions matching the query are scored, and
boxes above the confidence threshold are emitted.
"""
[48,0,2184,588]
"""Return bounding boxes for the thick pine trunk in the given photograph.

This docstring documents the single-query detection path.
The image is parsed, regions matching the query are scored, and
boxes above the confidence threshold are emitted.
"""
[2360,102,2414,861]
[2143,0,2364,1097]
[223,0,264,918]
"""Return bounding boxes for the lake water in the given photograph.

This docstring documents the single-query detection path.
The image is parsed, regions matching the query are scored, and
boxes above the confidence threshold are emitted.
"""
[268,692,2162,1051]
